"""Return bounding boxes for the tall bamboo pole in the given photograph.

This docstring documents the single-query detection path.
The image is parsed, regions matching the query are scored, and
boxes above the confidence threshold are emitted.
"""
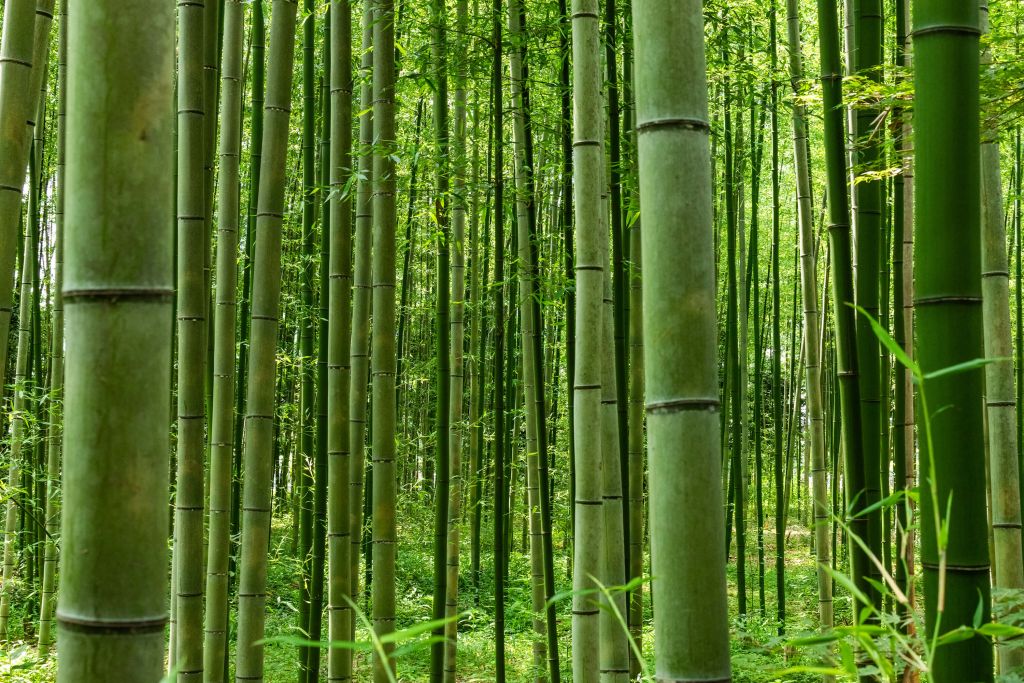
[490,0,508,676]
[814,0,869,609]
[36,0,66,653]
[442,0,469,674]
[633,0,731,678]
[569,0,605,674]
[429,0,451,675]
[979,1,1024,673]
[0,0,49,407]
[852,0,884,615]
[327,1,354,680]
[173,0,208,675]
[58,2,174,678]
[913,0,992,678]
[786,0,833,649]
[370,0,399,675]
[234,3,300,679]
[349,0,374,624]
[203,2,244,679]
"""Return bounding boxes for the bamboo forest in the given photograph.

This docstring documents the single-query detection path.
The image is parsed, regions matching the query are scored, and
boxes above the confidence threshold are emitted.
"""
[3,0,1024,681]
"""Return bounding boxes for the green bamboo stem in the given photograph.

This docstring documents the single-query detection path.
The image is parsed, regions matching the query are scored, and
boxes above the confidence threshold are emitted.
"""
[785,0,833,651]
[895,0,917,623]
[0,154,37,643]
[0,0,50,420]
[508,0,547,673]
[569,0,605,674]
[429,0,451,675]
[490,0,508,675]
[632,0,731,678]
[36,0,65,653]
[202,2,243,679]
[852,0,884,616]
[58,2,174,677]
[233,0,265,572]
[979,0,1024,673]
[814,0,869,610]
[327,1,354,681]
[308,16,333,680]
[296,3,317,677]
[234,3,299,679]
[626,190,644,681]
[370,0,398,675]
[348,0,373,625]
[1,2,55,632]
[913,0,992,678]
[172,0,209,675]
[442,0,469,674]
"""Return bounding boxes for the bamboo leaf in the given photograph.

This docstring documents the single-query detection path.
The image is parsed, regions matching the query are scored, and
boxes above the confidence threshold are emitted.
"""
[923,357,1003,381]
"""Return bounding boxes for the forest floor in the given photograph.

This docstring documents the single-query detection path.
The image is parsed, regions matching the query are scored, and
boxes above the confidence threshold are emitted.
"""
[1,496,835,682]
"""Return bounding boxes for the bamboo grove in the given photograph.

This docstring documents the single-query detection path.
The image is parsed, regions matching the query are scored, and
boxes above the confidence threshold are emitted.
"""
[0,0,1023,681]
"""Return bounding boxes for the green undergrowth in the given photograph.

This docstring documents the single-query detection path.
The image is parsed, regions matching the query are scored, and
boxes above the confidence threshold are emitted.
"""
[0,492,874,682]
